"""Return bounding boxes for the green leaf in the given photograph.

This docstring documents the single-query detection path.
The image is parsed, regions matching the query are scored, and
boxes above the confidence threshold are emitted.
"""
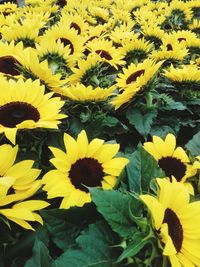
[55,221,117,267]
[24,239,54,267]
[126,107,157,136]
[126,146,164,193]
[185,131,200,156]
[117,232,148,262]
[40,206,98,251]
[90,189,136,237]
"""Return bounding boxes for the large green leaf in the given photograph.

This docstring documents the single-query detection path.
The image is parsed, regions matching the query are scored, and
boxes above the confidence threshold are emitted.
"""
[126,107,157,136]
[40,206,98,251]
[24,238,54,267]
[126,146,164,194]
[185,131,200,156]
[55,221,117,267]
[91,189,137,237]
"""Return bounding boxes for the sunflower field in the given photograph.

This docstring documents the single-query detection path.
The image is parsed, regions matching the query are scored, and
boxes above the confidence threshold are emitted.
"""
[0,0,200,266]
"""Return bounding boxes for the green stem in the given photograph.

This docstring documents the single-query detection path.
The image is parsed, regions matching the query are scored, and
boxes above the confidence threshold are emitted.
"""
[145,92,153,108]
[162,256,168,267]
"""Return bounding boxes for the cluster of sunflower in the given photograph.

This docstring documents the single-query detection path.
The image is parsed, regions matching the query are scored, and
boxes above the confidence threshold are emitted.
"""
[0,0,200,266]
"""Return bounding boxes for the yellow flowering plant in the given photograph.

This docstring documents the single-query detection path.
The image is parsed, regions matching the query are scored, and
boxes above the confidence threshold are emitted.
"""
[0,0,200,266]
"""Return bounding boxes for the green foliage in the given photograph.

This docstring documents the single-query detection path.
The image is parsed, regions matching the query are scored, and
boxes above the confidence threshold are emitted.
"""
[126,146,164,194]
[186,131,200,156]
[91,189,138,237]
[40,206,98,251]
[54,221,118,267]
[24,239,54,267]
[126,107,157,137]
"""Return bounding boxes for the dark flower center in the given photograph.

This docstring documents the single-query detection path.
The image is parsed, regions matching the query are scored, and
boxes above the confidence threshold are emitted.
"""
[70,22,81,34]
[0,102,40,128]
[69,158,104,192]
[158,157,186,181]
[126,69,145,84]
[0,56,21,76]
[95,50,113,60]
[166,44,173,51]
[59,38,74,54]
[56,0,67,7]
[163,208,183,252]
[178,38,186,42]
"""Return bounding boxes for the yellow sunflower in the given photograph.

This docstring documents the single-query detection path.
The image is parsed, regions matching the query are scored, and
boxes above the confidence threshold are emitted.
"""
[41,23,85,57]
[0,78,66,144]
[109,24,136,46]
[115,58,163,90]
[59,11,89,36]
[0,2,17,16]
[42,130,129,209]
[165,0,193,22]
[150,38,188,63]
[0,200,49,230]
[163,64,200,83]
[36,39,74,74]
[0,41,25,78]
[86,39,125,69]
[119,37,153,64]
[143,133,197,183]
[140,178,200,267]
[17,48,67,92]
[1,18,43,48]
[111,83,142,110]
[68,54,101,85]
[60,83,114,101]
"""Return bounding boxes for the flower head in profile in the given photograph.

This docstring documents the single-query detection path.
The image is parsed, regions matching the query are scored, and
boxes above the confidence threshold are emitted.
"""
[0,78,67,144]
[140,178,200,267]
[143,133,197,183]
[42,130,129,209]
[0,143,49,230]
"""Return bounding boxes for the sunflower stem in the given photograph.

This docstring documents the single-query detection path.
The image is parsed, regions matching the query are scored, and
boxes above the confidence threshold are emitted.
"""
[145,92,153,108]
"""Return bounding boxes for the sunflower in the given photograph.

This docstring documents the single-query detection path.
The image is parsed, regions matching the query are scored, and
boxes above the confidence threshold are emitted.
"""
[68,54,101,85]
[1,18,43,48]
[119,37,153,64]
[115,58,163,90]
[86,39,125,69]
[0,144,41,198]
[59,11,89,36]
[164,64,200,83]
[0,2,17,16]
[36,39,74,77]
[140,178,200,267]
[0,78,66,144]
[42,130,129,209]
[41,23,85,57]
[0,200,49,230]
[60,83,114,102]
[143,133,197,183]
[17,48,67,92]
[111,83,142,110]
[0,41,25,78]
[109,24,136,46]
[165,0,193,22]
[189,19,200,35]
[141,23,165,49]
[150,38,188,64]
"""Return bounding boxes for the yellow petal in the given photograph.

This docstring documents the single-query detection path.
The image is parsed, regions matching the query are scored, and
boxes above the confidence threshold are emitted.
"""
[77,130,88,158]
[4,128,17,145]
[7,217,34,230]
[13,200,49,211]
[94,144,119,163]
[140,194,164,230]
